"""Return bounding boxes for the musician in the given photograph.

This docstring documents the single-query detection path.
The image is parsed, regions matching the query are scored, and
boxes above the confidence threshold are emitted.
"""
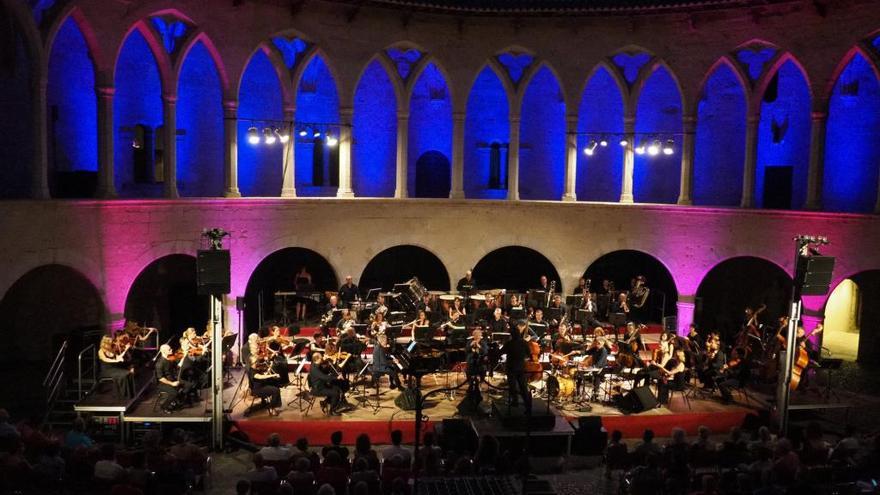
[418,294,435,313]
[611,292,630,318]
[370,330,401,390]
[627,276,650,323]
[683,324,704,353]
[698,333,726,388]
[466,330,488,392]
[294,266,312,321]
[338,276,360,305]
[374,295,388,319]
[248,354,282,416]
[538,275,550,292]
[554,323,575,354]
[98,336,134,399]
[309,353,344,415]
[500,321,532,412]
[266,327,292,387]
[409,310,432,342]
[336,309,356,335]
[585,337,609,368]
[325,295,344,315]
[120,321,156,363]
[657,348,689,405]
[598,279,613,295]
[338,325,366,374]
[623,322,644,352]
[573,277,589,295]
[490,308,509,335]
[443,311,468,346]
[717,348,749,404]
[450,297,466,319]
[528,309,550,339]
[155,344,192,413]
[456,270,475,295]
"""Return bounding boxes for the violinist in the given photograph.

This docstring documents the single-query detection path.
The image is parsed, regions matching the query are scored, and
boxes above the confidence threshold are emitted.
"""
[466,329,488,392]
[177,338,208,391]
[156,344,189,413]
[98,336,134,399]
[338,324,366,373]
[657,348,689,405]
[699,333,726,388]
[370,328,400,390]
[309,353,344,415]
[248,353,282,416]
[266,326,291,387]
[717,347,748,404]
[121,321,156,363]
[623,322,645,353]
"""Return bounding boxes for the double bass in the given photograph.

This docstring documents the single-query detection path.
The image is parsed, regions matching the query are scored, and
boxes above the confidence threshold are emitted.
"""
[524,335,543,381]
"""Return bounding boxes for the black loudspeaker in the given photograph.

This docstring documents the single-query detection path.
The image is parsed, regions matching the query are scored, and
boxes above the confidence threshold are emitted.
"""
[796,256,835,296]
[456,389,483,416]
[394,387,418,410]
[197,250,231,295]
[623,386,658,413]
[236,296,246,311]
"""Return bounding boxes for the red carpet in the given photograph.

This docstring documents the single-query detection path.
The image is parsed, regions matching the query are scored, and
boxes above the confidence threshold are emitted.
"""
[597,409,752,438]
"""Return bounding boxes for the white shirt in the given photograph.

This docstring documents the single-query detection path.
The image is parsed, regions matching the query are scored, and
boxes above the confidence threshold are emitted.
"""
[381,445,412,466]
[258,445,293,461]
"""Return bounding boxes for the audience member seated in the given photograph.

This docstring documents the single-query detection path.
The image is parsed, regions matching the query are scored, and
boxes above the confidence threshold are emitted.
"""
[634,429,661,464]
[94,443,126,483]
[236,479,251,495]
[415,432,442,472]
[32,441,65,488]
[354,433,380,472]
[380,430,411,467]
[663,428,690,490]
[316,483,337,495]
[287,457,316,495]
[0,409,20,446]
[473,434,500,474]
[64,417,95,451]
[719,427,749,468]
[259,433,293,462]
[317,450,349,495]
[349,457,380,495]
[245,453,279,485]
[291,437,322,474]
[771,439,800,486]
[322,431,351,470]
[126,451,153,493]
[381,454,411,493]
[800,421,831,466]
[605,430,629,478]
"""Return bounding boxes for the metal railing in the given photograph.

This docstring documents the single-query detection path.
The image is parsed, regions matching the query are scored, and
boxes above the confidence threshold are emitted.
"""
[77,344,97,400]
[43,340,69,415]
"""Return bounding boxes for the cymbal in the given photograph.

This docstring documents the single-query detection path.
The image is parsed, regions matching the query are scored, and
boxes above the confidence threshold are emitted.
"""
[427,290,446,295]
[438,294,456,301]
[468,294,487,301]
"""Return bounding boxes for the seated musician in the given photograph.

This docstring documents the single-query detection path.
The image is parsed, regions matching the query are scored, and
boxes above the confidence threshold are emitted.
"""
[508,294,524,312]
[490,308,509,336]
[321,296,345,332]
[450,297,466,319]
[407,310,431,342]
[657,348,689,405]
[585,337,609,368]
[98,336,134,399]
[623,322,645,352]
[466,330,488,392]
[266,327,292,387]
[698,333,726,388]
[338,275,359,305]
[418,294,434,313]
[156,344,192,413]
[121,321,156,363]
[336,309,356,335]
[337,327,365,375]
[248,354,282,416]
[573,277,589,295]
[309,353,344,415]
[554,323,575,355]
[443,311,468,346]
[370,331,400,390]
[717,348,749,404]
[528,309,549,340]
[611,292,631,326]
[374,295,388,318]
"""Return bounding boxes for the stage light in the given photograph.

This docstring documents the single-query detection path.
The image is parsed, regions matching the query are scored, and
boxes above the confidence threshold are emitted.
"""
[662,139,674,155]
[264,127,277,145]
[247,127,260,145]
[647,140,660,156]
[635,140,646,155]
[619,138,629,147]
[326,134,338,147]
[583,140,598,156]
[313,130,322,138]
[276,127,290,144]
[298,129,308,137]
[599,138,608,147]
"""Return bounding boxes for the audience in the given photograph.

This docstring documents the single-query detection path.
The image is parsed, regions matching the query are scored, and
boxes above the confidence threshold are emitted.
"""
[380,429,412,467]
[93,443,126,483]
[245,453,279,484]
[64,417,94,450]
[259,432,293,462]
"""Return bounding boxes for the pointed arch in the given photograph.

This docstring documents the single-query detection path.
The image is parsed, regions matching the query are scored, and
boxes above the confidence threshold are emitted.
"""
[515,60,568,111]
[631,58,686,112]
[464,63,511,199]
[519,63,566,200]
[633,62,683,204]
[466,59,516,116]
[113,20,174,93]
[578,60,630,108]
[405,56,457,110]
[295,52,341,196]
[353,57,398,197]
[408,61,453,197]
[172,31,230,97]
[695,56,751,114]
[754,52,813,112]
[694,58,748,206]
[823,45,880,109]
[577,63,626,202]
[44,5,106,78]
[355,53,405,111]
[235,43,293,109]
[292,47,343,103]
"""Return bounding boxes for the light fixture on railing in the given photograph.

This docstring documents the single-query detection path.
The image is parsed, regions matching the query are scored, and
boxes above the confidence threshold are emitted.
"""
[247,127,260,145]
[662,139,674,155]
[264,127,277,145]
[583,140,598,156]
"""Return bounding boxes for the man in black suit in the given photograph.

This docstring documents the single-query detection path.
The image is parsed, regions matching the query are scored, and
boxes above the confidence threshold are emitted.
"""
[456,270,475,295]
[501,321,532,412]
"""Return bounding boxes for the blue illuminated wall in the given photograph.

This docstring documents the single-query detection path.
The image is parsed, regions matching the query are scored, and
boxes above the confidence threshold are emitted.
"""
[824,53,880,213]
[408,63,452,197]
[694,63,746,206]
[177,42,223,197]
[47,17,96,175]
[352,60,396,197]
[577,67,624,202]
[114,30,163,198]
[634,66,682,204]
[0,33,33,198]
[464,66,509,199]
[237,49,283,197]
[519,66,565,200]
[756,60,810,209]
[295,55,339,196]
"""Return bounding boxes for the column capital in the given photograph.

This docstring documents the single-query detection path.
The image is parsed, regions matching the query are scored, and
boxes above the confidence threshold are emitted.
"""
[746,114,760,125]
[682,114,697,131]
[96,86,116,98]
[510,114,522,124]
[810,111,828,122]
[396,111,409,120]
[283,104,296,116]
[222,99,239,110]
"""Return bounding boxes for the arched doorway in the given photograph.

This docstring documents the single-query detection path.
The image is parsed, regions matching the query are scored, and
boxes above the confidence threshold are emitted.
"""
[359,245,450,293]
[124,254,208,341]
[414,151,451,198]
[583,250,678,323]
[244,248,338,331]
[695,256,792,343]
[0,264,106,364]
[471,246,561,294]
[823,270,880,365]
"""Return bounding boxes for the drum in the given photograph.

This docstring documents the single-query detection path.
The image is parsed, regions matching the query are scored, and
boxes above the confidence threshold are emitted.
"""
[468,294,487,301]
[439,294,456,301]
[547,374,576,398]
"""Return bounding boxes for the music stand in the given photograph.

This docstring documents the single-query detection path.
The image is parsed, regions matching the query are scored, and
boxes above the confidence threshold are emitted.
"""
[609,313,626,340]
[545,307,563,323]
[414,325,432,342]
[577,310,595,326]
[353,324,369,337]
[510,308,526,320]
[527,290,547,309]
[366,288,382,301]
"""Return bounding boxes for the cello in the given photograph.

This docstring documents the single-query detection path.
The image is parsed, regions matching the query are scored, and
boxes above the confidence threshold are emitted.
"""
[789,324,823,391]
[524,334,543,381]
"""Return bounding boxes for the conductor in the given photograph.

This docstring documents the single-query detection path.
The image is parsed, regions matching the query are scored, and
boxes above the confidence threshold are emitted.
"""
[501,321,532,412]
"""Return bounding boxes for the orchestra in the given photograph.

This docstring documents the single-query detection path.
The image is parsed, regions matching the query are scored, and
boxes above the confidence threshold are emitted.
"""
[91,269,830,420]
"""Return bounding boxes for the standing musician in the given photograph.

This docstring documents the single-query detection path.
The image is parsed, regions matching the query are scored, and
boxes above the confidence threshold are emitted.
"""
[500,321,532,412]
[698,333,726,388]
[717,347,748,404]
[538,275,550,292]
[466,329,488,392]
[611,293,631,338]
[628,276,650,323]
[370,328,401,390]
[338,275,360,305]
[309,353,345,415]
[456,270,476,295]
[573,277,589,295]
[156,344,191,413]
[294,266,312,322]
[98,336,134,399]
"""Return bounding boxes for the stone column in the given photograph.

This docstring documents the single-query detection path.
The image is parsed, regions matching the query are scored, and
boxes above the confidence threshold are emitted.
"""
[507,113,520,201]
[450,111,465,199]
[876,172,880,213]
[741,114,759,208]
[162,94,179,198]
[336,107,355,198]
[561,115,578,202]
[620,116,635,203]
[804,111,827,210]
[676,295,696,336]
[32,75,50,199]
[281,106,296,198]
[223,100,241,198]
[395,111,409,199]
[677,114,697,206]
[96,86,117,198]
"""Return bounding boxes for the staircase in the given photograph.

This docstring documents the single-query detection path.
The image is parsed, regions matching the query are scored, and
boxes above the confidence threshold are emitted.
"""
[42,340,98,429]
